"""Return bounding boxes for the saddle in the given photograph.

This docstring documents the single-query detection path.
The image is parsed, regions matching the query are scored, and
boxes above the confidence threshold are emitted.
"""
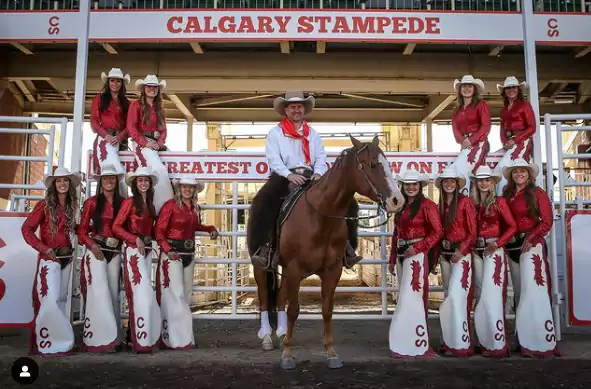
[277,184,310,229]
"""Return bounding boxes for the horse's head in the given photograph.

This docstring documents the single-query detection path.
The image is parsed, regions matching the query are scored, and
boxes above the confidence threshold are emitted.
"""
[348,135,405,213]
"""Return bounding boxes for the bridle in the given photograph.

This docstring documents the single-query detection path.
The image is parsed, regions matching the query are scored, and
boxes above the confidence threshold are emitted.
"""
[303,145,393,228]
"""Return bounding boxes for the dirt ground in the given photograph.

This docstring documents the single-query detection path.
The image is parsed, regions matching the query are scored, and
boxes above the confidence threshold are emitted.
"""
[1,319,591,389]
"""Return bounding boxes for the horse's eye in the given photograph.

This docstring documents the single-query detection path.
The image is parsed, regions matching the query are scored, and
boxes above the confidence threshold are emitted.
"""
[369,163,377,168]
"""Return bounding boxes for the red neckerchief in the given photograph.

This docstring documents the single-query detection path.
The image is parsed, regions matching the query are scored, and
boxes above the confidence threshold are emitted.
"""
[279,118,311,165]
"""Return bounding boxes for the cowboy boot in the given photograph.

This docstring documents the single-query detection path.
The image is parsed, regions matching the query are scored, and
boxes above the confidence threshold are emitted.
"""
[343,242,363,269]
[251,244,273,269]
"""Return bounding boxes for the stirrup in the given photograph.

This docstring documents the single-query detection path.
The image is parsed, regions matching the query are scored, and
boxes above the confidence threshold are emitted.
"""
[251,245,273,269]
[343,245,363,269]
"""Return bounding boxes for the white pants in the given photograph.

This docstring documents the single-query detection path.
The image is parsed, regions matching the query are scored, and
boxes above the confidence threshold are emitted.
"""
[93,135,128,197]
[494,138,533,196]
[156,252,195,349]
[31,257,75,355]
[134,145,173,214]
[80,248,122,352]
[439,253,474,356]
[451,140,488,195]
[122,245,161,352]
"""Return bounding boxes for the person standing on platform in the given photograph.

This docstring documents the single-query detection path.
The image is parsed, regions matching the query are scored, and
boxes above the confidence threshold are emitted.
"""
[470,165,516,358]
[388,169,442,358]
[90,67,131,197]
[435,164,477,357]
[502,158,559,358]
[127,74,174,214]
[21,167,81,356]
[494,77,537,196]
[112,167,161,353]
[77,164,126,353]
[155,177,219,350]
[449,75,492,195]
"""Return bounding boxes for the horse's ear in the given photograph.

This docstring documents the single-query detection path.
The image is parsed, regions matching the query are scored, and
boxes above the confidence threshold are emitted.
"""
[372,136,380,147]
[349,134,362,149]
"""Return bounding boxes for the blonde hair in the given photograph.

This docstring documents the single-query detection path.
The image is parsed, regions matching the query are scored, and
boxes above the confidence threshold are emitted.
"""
[173,183,200,210]
[470,178,497,214]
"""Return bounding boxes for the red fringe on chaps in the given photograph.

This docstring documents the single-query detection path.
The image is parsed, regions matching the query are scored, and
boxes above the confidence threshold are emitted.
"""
[451,140,488,194]
[494,138,533,196]
[134,145,174,214]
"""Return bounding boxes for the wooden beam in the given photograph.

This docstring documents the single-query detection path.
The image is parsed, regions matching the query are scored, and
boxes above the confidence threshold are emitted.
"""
[46,79,72,100]
[10,42,33,55]
[168,94,194,119]
[14,80,35,102]
[422,94,456,122]
[100,43,118,55]
[316,41,326,54]
[340,93,424,108]
[489,45,504,57]
[195,94,273,107]
[189,42,203,54]
[402,43,416,56]
[574,46,591,59]
[280,41,290,54]
[7,82,25,109]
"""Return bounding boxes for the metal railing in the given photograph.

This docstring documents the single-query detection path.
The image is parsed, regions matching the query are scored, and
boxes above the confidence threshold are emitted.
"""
[1,0,589,12]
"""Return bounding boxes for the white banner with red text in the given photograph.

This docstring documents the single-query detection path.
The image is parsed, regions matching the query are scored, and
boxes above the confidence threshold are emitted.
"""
[566,210,591,326]
[86,151,503,181]
[0,11,589,44]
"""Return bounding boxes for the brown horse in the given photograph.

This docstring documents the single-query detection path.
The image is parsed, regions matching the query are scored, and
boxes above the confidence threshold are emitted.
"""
[252,135,404,369]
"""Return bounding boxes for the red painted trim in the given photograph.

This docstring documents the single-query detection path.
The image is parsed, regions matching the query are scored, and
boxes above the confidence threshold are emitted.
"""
[565,209,591,326]
[0,212,32,217]
[88,8,520,14]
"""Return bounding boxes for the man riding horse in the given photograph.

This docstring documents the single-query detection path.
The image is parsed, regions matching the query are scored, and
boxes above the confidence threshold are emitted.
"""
[248,91,363,271]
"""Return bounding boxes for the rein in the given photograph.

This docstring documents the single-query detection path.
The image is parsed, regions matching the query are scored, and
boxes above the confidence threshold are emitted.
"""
[303,146,393,228]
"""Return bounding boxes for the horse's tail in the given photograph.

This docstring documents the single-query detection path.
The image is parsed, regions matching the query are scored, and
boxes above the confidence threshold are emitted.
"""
[266,270,279,328]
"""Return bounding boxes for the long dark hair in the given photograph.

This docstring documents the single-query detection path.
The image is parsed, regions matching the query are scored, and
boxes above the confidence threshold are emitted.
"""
[99,80,129,115]
[502,179,539,219]
[92,178,123,233]
[130,178,157,219]
[140,90,165,128]
[439,189,459,229]
[501,87,526,107]
[453,86,482,113]
[395,184,425,224]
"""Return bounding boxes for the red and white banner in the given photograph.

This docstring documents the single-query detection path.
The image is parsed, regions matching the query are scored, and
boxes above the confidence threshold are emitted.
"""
[0,213,39,327]
[87,151,503,181]
[0,10,590,44]
[566,210,591,326]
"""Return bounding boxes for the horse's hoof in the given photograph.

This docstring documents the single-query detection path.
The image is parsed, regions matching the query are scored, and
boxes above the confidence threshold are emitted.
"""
[327,356,343,369]
[280,357,296,370]
[262,334,274,351]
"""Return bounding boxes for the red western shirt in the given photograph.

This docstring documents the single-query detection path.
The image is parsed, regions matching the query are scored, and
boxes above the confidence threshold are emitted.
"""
[388,198,443,264]
[441,194,477,256]
[90,94,128,141]
[451,100,491,146]
[77,196,118,250]
[506,186,553,244]
[155,199,218,254]
[112,198,155,247]
[21,200,72,259]
[499,99,536,145]
[126,100,167,148]
[475,197,517,248]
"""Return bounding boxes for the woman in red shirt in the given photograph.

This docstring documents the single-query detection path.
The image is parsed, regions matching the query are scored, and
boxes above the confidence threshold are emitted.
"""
[470,165,517,358]
[450,75,492,195]
[502,159,559,357]
[388,169,443,358]
[112,167,161,353]
[155,177,219,349]
[127,74,173,214]
[494,77,537,196]
[77,164,125,353]
[436,163,477,357]
[91,68,130,196]
[21,167,81,356]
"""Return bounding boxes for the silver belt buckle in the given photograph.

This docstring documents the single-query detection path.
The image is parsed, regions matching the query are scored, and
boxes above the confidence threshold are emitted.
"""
[154,131,160,139]
[397,239,406,247]
[476,237,486,248]
[184,240,194,250]
[105,237,119,248]
[442,240,451,250]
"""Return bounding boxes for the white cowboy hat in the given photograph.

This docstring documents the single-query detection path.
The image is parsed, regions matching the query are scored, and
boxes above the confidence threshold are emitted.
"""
[125,166,159,187]
[496,76,527,93]
[453,75,485,95]
[435,164,467,190]
[100,68,131,84]
[273,91,315,117]
[470,165,501,184]
[44,167,81,189]
[173,177,205,194]
[135,74,166,90]
[502,158,539,181]
[395,169,431,186]
[96,164,125,181]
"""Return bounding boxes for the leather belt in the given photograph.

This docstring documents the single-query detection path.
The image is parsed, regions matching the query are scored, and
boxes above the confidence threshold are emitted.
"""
[397,237,424,248]
[475,237,498,249]
[290,167,313,178]
[145,131,161,140]
[138,235,153,247]
[506,130,515,139]
[441,239,460,253]
[93,235,120,248]
[505,232,527,251]
[167,238,195,251]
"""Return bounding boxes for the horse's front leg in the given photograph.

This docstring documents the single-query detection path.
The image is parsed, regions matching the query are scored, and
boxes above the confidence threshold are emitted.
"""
[253,266,273,351]
[280,268,301,370]
[321,260,344,369]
